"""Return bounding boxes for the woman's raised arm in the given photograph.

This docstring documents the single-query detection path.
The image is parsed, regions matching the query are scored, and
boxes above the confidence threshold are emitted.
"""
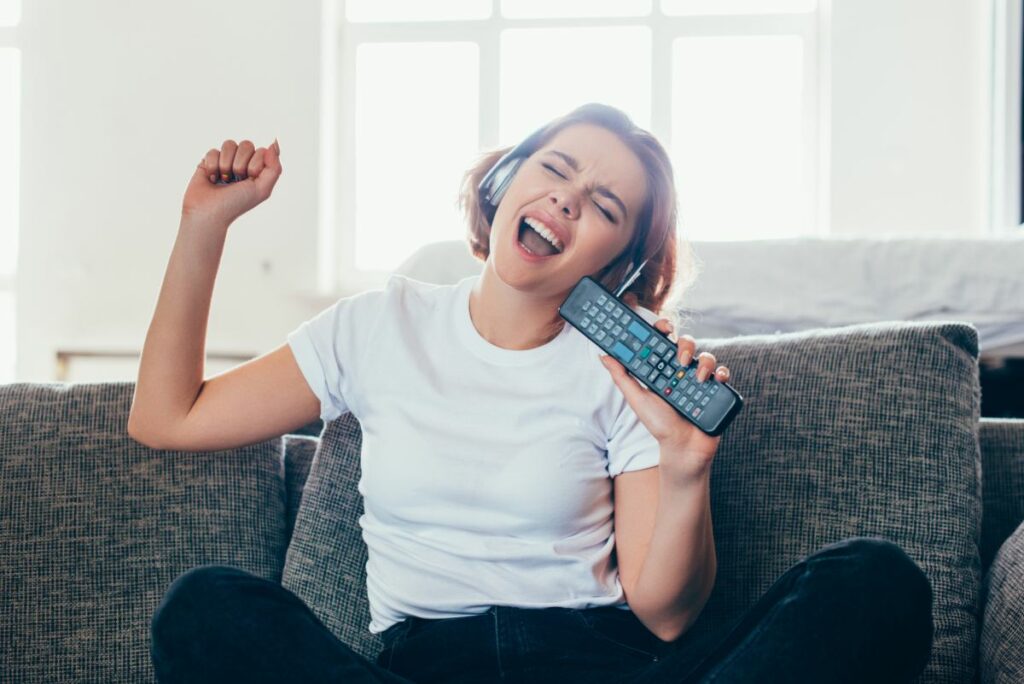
[127,138,319,451]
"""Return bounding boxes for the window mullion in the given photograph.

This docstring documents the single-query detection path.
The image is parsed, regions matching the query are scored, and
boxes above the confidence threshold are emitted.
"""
[479,8,501,152]
[650,6,672,147]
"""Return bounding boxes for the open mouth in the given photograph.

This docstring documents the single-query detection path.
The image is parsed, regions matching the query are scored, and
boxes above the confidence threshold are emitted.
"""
[516,216,564,258]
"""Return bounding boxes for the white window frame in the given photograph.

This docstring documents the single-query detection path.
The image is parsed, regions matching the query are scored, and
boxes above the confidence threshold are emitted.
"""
[322,0,828,296]
[991,0,1023,233]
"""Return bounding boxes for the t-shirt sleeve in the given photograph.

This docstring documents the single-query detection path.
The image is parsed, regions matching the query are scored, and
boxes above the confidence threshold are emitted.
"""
[606,400,661,478]
[286,284,389,423]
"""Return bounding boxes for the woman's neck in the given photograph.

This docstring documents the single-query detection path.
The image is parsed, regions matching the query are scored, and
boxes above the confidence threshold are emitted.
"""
[468,267,566,351]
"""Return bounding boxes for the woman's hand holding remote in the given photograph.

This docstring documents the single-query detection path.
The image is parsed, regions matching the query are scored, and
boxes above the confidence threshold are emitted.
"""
[600,317,730,485]
[182,138,282,228]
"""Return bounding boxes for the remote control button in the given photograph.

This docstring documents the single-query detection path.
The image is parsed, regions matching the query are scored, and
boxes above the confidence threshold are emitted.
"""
[627,321,650,342]
[630,340,641,351]
[663,387,672,396]
[611,325,622,336]
[685,401,695,412]
[639,347,652,359]
[611,341,634,364]
[597,312,607,323]
[670,390,683,402]
[709,385,718,394]
[692,407,702,417]
[589,305,601,316]
[619,313,630,325]
[612,306,622,318]
[655,376,668,390]
[694,390,704,401]
[647,370,660,383]
[675,370,686,379]
[604,300,615,312]
[629,358,643,371]
[656,360,665,370]
[597,294,608,305]
[581,317,591,327]
[583,300,592,309]
[602,318,614,330]
[661,365,673,378]
[639,363,652,376]
[655,341,668,355]
[596,330,606,341]
[670,378,679,387]
[685,385,696,396]
[587,324,599,334]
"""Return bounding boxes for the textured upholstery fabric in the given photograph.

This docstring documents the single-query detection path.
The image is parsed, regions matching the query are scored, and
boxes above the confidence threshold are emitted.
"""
[283,434,318,546]
[281,413,378,657]
[280,320,983,681]
[980,419,1024,572]
[980,521,1024,684]
[0,382,288,683]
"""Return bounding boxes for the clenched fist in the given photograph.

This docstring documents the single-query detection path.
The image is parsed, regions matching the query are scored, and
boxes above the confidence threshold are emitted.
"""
[182,138,282,226]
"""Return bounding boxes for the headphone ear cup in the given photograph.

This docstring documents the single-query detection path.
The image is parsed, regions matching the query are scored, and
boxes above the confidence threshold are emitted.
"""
[479,156,524,224]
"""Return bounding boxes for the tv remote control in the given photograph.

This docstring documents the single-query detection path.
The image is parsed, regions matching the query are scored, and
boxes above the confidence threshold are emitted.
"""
[559,276,744,437]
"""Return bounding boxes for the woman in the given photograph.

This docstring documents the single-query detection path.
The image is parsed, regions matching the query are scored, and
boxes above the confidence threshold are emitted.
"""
[132,103,934,683]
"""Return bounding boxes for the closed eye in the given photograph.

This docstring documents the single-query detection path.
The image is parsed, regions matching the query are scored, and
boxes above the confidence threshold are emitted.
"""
[542,162,566,179]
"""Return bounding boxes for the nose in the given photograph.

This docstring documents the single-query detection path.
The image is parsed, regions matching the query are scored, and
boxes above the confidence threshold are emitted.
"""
[548,189,580,220]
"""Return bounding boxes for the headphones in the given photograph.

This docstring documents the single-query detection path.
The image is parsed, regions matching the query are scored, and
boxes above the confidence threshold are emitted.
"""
[476,125,670,300]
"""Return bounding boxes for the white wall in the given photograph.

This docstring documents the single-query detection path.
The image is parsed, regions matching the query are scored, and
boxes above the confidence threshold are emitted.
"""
[12,0,997,380]
[829,0,991,236]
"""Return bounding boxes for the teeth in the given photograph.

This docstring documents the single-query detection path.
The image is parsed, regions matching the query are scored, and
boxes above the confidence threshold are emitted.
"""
[523,217,564,253]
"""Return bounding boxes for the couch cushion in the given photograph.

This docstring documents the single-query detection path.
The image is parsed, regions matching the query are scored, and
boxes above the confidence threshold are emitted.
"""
[283,434,318,545]
[280,413,378,658]
[980,418,1024,572]
[980,521,1024,684]
[281,320,982,681]
[0,382,288,683]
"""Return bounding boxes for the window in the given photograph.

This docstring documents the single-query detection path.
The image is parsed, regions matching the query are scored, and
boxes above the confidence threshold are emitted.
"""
[0,0,21,382]
[329,0,822,292]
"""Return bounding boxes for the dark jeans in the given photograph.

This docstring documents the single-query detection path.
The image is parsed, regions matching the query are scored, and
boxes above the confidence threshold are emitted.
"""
[150,536,934,683]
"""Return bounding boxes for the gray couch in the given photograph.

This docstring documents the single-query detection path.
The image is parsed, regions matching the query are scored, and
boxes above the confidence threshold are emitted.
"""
[2,319,1023,683]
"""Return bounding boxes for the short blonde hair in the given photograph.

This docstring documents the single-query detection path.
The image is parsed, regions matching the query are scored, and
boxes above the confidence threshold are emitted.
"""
[458,103,696,326]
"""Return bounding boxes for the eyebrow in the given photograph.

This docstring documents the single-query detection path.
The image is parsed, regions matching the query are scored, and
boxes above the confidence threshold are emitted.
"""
[545,150,629,222]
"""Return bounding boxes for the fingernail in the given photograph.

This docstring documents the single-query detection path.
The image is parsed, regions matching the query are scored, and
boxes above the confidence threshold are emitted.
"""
[681,351,692,366]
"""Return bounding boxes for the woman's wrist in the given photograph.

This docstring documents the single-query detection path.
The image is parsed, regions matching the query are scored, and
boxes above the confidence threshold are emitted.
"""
[179,210,231,240]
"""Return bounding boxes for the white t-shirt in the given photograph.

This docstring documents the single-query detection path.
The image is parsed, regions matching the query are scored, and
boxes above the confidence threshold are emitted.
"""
[286,273,661,635]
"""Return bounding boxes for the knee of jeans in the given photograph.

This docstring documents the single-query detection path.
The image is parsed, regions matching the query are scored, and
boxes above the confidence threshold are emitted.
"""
[836,537,933,620]
[152,565,249,640]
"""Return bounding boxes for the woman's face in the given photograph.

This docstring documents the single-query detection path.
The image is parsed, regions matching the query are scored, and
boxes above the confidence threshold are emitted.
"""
[487,122,648,299]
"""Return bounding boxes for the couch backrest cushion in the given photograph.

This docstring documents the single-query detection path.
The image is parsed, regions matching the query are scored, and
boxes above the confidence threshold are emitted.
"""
[283,434,319,545]
[280,413,378,658]
[980,418,1024,572]
[0,382,288,683]
[980,520,1024,683]
[281,321,982,681]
